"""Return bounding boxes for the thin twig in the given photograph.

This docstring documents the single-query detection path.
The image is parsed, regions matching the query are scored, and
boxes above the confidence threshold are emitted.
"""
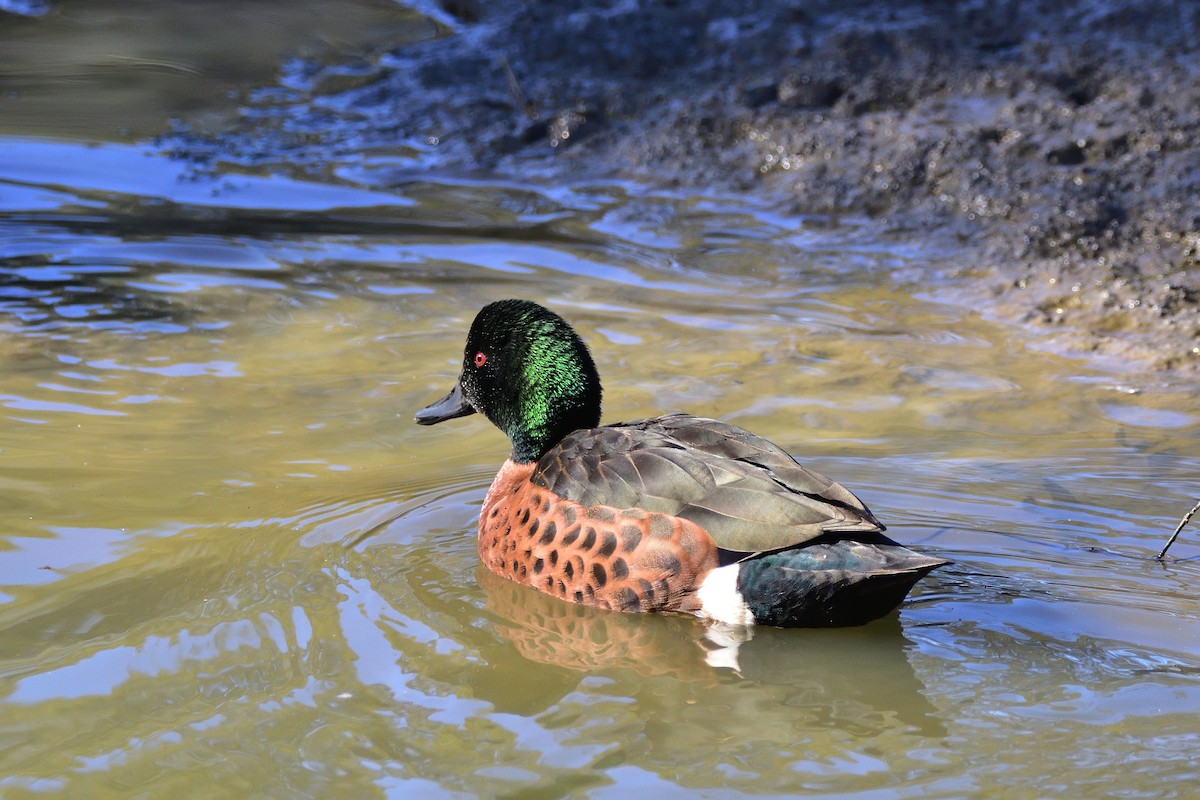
[1157,498,1200,560]
[500,55,538,120]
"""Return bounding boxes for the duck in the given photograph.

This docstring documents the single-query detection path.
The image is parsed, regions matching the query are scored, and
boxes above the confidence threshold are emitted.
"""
[416,299,947,627]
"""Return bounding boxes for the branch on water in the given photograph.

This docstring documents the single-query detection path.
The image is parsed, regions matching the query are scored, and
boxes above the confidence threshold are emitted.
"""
[1157,498,1200,560]
[500,55,538,121]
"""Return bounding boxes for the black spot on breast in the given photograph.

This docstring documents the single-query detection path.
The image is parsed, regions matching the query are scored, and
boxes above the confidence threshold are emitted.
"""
[647,515,675,539]
[637,578,655,599]
[573,590,583,603]
[561,526,581,546]
[538,521,557,546]
[519,508,530,525]
[591,563,607,587]
[564,560,575,579]
[489,506,499,519]
[612,558,628,580]
[613,587,639,610]
[542,497,551,513]
[655,552,682,576]
[531,493,542,508]
[528,519,539,538]
[598,532,617,558]
[545,575,554,588]
[620,524,642,552]
[533,558,544,575]
[581,527,596,550]
[548,549,559,566]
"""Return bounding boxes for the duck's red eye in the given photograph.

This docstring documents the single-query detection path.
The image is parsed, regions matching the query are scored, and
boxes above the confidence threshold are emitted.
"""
[474,351,487,367]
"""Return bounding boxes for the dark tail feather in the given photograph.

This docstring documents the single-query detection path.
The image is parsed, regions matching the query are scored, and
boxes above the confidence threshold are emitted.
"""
[736,541,948,627]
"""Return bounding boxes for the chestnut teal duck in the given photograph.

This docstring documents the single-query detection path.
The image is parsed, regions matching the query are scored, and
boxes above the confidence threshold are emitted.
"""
[416,299,947,627]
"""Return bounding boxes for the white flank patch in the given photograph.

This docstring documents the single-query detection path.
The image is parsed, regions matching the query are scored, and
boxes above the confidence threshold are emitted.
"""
[695,564,756,627]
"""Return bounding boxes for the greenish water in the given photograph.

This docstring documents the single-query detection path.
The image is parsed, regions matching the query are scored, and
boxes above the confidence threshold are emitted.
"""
[2,3,1199,798]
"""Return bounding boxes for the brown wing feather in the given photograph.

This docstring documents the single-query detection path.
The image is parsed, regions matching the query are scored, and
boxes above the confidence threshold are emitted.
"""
[531,413,884,554]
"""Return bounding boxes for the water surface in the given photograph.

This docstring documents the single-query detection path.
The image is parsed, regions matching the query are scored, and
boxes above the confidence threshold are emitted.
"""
[2,3,1199,798]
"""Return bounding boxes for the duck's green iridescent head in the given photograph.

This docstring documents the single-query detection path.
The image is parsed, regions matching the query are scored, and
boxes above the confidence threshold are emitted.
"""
[415,299,602,463]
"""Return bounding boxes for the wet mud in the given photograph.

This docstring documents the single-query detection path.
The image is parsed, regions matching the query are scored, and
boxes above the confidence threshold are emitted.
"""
[227,0,1200,370]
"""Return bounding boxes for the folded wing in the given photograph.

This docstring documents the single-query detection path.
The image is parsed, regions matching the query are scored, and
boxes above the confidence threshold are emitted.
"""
[531,413,885,555]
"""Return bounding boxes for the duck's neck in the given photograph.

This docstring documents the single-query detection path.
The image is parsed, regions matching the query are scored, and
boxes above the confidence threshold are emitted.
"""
[500,345,601,464]
[503,391,598,463]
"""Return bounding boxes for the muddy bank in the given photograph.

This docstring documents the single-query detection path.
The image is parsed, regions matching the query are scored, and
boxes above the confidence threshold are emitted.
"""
[226,0,1200,371]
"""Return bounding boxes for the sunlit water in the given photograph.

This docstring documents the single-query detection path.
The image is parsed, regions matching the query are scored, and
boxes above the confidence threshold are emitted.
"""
[2,3,1199,798]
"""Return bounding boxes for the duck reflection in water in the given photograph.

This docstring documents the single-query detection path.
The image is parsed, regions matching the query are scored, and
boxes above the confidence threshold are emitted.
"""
[476,563,944,735]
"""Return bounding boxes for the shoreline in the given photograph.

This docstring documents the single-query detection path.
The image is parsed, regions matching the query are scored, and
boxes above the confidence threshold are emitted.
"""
[375,0,1200,372]
[174,0,1200,373]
